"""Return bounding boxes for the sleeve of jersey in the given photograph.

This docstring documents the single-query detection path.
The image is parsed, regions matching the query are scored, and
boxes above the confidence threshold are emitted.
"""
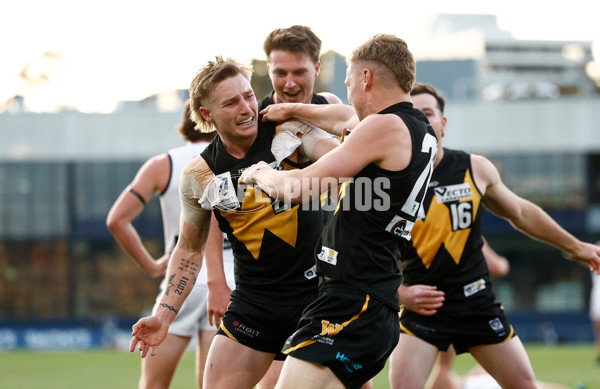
[179,157,214,229]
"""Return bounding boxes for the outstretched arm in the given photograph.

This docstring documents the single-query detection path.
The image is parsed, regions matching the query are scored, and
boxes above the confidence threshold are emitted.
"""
[241,114,411,203]
[473,154,600,274]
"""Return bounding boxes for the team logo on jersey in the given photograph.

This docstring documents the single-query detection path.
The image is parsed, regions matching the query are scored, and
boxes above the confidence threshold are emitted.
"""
[321,320,344,336]
[488,318,506,336]
[317,246,338,265]
[463,278,486,297]
[304,265,317,280]
[385,215,414,240]
[434,183,472,203]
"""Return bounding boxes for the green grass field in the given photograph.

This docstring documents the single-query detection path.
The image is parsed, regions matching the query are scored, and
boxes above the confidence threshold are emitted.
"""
[0,344,598,388]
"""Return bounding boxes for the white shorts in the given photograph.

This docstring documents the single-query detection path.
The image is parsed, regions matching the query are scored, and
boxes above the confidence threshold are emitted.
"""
[152,248,235,337]
[591,273,600,321]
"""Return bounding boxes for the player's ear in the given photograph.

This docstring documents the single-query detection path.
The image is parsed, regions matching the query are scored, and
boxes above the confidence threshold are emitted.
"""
[363,68,374,90]
[440,116,447,138]
[200,106,212,123]
[314,61,321,77]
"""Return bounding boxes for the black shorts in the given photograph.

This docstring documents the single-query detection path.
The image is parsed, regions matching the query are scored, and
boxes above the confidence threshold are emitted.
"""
[399,298,516,354]
[282,282,400,389]
[217,293,309,360]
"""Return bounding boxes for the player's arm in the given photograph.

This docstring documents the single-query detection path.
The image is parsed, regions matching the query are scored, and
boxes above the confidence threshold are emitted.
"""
[241,114,409,202]
[261,102,358,136]
[473,154,600,273]
[106,154,170,278]
[204,213,232,327]
[130,208,210,358]
[130,158,214,357]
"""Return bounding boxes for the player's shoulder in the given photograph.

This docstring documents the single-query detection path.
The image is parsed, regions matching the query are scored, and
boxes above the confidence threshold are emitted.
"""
[138,153,171,178]
[360,112,410,137]
[183,155,212,175]
[470,153,495,171]
[470,153,501,188]
[317,92,343,104]
[180,155,214,199]
[146,152,170,166]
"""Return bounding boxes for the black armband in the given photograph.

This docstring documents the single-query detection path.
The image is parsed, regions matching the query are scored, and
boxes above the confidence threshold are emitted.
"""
[129,187,146,205]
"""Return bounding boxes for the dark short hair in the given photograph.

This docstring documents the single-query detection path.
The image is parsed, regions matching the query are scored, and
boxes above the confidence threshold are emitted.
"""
[410,82,446,113]
[263,25,321,64]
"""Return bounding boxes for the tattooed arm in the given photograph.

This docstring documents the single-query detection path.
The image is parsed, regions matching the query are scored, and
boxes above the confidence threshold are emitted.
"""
[130,161,213,358]
[129,216,210,358]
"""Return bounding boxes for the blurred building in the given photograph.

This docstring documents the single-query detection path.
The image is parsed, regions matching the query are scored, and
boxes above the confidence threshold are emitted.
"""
[415,14,598,101]
[1,14,599,348]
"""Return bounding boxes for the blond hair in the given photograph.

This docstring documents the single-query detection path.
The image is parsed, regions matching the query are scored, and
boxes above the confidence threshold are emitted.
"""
[188,56,253,133]
[350,34,416,93]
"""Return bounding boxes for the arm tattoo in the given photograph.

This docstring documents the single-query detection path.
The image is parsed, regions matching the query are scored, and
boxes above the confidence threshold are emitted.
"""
[165,274,176,296]
[178,258,200,278]
[159,303,179,314]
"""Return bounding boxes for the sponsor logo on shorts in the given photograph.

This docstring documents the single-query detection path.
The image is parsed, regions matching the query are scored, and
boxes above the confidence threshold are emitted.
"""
[317,247,338,265]
[488,318,506,336]
[336,352,363,373]
[304,265,317,280]
[408,321,437,334]
[232,321,261,338]
[311,334,334,346]
[463,278,486,297]
[434,183,472,203]
[385,215,413,240]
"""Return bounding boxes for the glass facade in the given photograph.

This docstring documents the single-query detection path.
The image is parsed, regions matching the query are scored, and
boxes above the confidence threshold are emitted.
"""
[0,160,163,321]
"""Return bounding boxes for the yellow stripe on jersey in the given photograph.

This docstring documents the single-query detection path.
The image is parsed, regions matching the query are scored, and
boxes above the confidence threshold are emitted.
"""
[222,187,298,260]
[412,169,481,268]
[334,180,350,215]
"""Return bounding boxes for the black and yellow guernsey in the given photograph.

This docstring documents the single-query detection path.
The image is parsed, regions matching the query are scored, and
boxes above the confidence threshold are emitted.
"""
[401,148,491,314]
[200,120,322,306]
[317,102,437,311]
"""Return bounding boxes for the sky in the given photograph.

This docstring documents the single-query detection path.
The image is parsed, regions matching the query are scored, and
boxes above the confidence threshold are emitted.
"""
[2,0,599,113]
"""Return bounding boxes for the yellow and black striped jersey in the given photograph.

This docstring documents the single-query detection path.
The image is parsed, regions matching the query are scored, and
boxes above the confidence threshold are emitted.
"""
[401,148,492,312]
[200,121,322,306]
